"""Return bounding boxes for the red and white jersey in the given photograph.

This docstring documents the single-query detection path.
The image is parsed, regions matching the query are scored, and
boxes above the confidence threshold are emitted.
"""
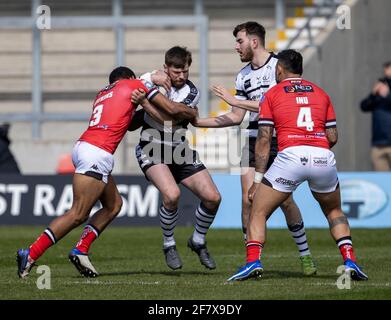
[258,78,336,151]
[79,79,158,154]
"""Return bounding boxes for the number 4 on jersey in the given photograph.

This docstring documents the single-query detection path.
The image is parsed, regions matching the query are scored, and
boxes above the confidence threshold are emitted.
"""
[297,107,314,131]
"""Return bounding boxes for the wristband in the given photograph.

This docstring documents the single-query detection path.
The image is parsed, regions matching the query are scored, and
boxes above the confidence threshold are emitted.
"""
[254,172,264,183]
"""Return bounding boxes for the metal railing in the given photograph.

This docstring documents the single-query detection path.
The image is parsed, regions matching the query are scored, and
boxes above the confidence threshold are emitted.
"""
[0,0,209,139]
[284,0,341,50]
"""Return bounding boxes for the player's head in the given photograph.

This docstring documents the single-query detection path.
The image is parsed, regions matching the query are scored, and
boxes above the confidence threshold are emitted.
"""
[233,21,266,62]
[383,61,391,78]
[164,46,192,88]
[109,66,136,84]
[275,50,303,83]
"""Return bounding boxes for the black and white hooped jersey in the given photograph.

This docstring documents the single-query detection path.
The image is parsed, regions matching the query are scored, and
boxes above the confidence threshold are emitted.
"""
[140,74,200,146]
[235,53,278,137]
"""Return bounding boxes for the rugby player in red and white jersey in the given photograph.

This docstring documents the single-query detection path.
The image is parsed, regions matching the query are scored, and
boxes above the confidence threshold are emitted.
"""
[228,50,368,282]
[194,22,316,276]
[16,66,198,278]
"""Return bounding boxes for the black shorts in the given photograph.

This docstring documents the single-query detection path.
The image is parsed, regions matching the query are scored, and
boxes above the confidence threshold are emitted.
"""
[135,141,206,184]
[240,137,278,169]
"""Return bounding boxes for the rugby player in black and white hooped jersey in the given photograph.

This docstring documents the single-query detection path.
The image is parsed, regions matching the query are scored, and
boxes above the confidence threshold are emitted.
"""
[193,22,317,276]
[129,46,221,271]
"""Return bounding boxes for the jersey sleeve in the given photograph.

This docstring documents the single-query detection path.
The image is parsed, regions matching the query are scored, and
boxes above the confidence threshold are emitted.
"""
[234,73,248,101]
[258,93,274,127]
[139,79,159,100]
[325,96,337,129]
[181,85,200,108]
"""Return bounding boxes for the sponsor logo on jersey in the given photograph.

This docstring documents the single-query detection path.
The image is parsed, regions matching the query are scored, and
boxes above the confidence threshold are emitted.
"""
[244,79,251,90]
[313,157,328,166]
[300,157,308,165]
[284,85,314,93]
[90,164,98,171]
[193,159,203,168]
[275,177,298,186]
[142,79,154,90]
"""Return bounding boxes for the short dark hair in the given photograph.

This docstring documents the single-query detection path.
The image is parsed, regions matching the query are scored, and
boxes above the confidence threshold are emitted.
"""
[165,46,192,68]
[109,66,136,84]
[277,49,303,75]
[233,21,266,47]
[383,61,391,69]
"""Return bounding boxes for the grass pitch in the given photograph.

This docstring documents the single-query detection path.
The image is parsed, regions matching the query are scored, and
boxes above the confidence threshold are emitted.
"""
[0,226,390,300]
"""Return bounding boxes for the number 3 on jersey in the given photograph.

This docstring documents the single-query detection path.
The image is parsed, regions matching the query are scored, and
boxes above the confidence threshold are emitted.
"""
[297,107,314,131]
[90,104,104,127]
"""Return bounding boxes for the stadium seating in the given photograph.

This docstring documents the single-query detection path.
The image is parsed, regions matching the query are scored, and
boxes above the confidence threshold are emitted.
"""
[0,0,342,173]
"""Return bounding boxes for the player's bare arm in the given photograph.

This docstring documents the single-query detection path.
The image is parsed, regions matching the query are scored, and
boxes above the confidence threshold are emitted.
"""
[132,89,197,121]
[212,85,259,112]
[141,98,185,126]
[192,105,246,128]
[141,99,171,124]
[248,125,273,202]
[131,88,175,124]
[326,127,338,148]
[254,125,273,173]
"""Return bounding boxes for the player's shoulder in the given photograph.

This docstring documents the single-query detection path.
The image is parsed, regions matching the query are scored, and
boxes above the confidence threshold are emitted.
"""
[236,62,252,78]
[177,79,200,107]
[265,80,282,96]
[184,79,199,94]
[270,52,278,59]
[303,79,330,99]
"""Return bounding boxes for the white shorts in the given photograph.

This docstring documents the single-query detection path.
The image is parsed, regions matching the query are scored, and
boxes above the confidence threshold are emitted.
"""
[264,146,339,193]
[72,141,114,184]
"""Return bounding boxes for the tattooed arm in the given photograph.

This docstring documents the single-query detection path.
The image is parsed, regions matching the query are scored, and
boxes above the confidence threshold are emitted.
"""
[254,125,273,173]
[326,127,338,148]
[248,125,273,202]
[192,106,246,128]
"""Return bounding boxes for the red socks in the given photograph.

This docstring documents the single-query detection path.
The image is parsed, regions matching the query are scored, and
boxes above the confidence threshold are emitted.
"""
[29,228,56,261]
[337,236,356,262]
[246,240,264,263]
[75,224,100,254]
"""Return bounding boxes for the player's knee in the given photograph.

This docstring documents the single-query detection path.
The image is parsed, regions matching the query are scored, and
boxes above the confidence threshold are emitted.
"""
[242,197,251,210]
[280,197,294,212]
[208,191,222,208]
[71,213,89,227]
[163,188,180,208]
[112,195,123,215]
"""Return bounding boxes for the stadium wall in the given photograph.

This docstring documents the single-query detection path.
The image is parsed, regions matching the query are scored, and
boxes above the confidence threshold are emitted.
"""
[303,0,391,171]
[1,172,390,228]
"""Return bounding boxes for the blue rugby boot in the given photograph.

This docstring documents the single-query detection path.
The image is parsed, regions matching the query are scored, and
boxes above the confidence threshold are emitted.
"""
[227,260,264,282]
[344,259,368,281]
[16,249,35,279]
